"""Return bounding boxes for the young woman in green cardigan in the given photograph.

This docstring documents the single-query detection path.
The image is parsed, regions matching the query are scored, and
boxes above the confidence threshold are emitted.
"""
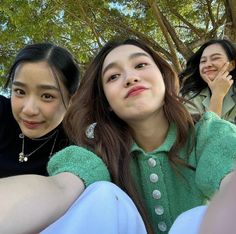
[0,38,236,234]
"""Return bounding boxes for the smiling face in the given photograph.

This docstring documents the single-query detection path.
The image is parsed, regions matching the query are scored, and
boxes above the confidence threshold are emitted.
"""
[199,43,230,82]
[101,44,166,123]
[11,61,69,139]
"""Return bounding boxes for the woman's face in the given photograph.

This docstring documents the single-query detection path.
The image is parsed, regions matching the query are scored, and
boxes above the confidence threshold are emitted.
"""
[199,43,230,82]
[11,61,69,139]
[101,44,166,124]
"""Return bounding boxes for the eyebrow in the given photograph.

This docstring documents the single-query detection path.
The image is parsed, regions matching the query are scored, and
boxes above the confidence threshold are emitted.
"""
[12,81,60,92]
[200,53,223,59]
[102,52,150,76]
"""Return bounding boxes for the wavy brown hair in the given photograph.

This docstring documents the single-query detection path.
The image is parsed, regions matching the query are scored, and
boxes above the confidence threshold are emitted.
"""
[64,38,195,233]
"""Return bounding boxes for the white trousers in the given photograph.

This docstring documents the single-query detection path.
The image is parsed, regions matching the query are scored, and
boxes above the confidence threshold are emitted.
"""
[41,181,147,234]
[169,205,207,234]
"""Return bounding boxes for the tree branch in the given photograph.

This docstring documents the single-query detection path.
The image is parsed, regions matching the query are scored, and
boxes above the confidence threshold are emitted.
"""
[206,0,216,27]
[166,0,203,37]
[146,0,182,72]
[158,8,194,59]
[75,0,103,47]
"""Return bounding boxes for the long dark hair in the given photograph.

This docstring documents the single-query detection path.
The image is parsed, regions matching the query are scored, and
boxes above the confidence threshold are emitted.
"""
[5,43,80,98]
[64,38,195,233]
[180,39,236,97]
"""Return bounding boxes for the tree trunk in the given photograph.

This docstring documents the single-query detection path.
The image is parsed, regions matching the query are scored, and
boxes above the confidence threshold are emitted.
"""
[224,0,236,42]
[146,0,182,73]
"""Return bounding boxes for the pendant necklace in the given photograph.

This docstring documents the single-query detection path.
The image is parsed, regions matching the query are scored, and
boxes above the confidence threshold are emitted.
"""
[18,130,58,163]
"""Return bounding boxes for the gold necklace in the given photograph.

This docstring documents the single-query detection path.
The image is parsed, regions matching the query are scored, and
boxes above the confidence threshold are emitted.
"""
[18,130,58,163]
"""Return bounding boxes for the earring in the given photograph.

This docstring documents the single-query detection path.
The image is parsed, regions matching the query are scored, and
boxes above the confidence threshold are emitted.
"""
[85,122,97,139]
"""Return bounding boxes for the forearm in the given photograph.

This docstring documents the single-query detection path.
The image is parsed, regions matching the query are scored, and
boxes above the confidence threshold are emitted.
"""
[200,171,236,234]
[219,171,235,191]
[0,172,84,234]
[208,94,224,116]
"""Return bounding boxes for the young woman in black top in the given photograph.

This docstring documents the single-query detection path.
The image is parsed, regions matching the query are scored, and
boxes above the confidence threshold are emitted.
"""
[0,42,80,177]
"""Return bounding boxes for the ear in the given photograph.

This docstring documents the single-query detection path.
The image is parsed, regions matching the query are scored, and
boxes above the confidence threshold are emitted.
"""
[228,60,235,72]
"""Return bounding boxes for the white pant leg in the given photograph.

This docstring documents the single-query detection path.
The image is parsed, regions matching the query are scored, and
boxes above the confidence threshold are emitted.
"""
[41,181,147,234]
[169,205,207,234]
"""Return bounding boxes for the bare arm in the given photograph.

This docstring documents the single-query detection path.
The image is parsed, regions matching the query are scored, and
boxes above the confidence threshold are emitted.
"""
[0,172,84,234]
[219,171,235,191]
[208,93,225,116]
[200,170,236,234]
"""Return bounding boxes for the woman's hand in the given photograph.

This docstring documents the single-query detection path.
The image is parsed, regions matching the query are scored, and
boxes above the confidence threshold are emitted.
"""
[206,62,233,98]
[204,62,233,116]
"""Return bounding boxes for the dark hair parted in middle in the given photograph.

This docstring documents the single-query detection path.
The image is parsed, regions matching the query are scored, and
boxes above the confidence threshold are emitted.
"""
[6,42,80,97]
[64,38,195,233]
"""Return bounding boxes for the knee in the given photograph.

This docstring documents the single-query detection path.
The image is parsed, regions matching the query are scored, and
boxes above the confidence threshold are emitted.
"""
[81,181,138,209]
[85,181,125,200]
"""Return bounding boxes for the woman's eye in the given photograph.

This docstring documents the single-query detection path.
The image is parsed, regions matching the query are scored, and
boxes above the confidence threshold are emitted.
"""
[212,57,220,61]
[200,60,206,64]
[135,63,147,69]
[13,88,25,96]
[108,74,120,82]
[42,94,54,101]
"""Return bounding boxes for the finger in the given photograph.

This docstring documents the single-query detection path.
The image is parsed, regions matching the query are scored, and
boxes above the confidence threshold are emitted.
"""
[228,60,235,72]
[219,62,229,75]
[226,75,232,80]
[203,74,212,84]
[207,79,214,87]
[214,63,230,81]
[223,61,230,69]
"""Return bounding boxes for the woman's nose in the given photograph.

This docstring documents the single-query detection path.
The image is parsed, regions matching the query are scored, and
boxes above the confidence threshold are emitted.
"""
[22,98,39,116]
[124,72,140,87]
[204,59,213,67]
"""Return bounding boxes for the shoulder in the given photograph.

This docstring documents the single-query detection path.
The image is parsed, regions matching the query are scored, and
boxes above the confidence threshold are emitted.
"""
[194,112,236,196]
[0,95,12,121]
[186,89,209,102]
[196,112,236,134]
[195,112,236,145]
[194,111,236,159]
[183,89,210,114]
[55,124,70,149]
[0,95,10,108]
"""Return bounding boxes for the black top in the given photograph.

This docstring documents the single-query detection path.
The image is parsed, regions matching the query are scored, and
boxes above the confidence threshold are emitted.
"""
[0,95,70,178]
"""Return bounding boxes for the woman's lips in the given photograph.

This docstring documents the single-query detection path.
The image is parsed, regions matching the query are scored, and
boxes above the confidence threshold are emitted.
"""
[22,120,42,129]
[126,86,148,98]
[203,70,217,75]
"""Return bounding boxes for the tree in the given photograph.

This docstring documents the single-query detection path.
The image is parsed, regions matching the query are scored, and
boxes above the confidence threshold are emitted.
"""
[0,0,233,85]
[224,0,236,41]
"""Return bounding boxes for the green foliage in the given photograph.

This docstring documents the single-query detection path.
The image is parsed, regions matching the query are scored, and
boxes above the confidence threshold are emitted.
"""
[0,0,232,85]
